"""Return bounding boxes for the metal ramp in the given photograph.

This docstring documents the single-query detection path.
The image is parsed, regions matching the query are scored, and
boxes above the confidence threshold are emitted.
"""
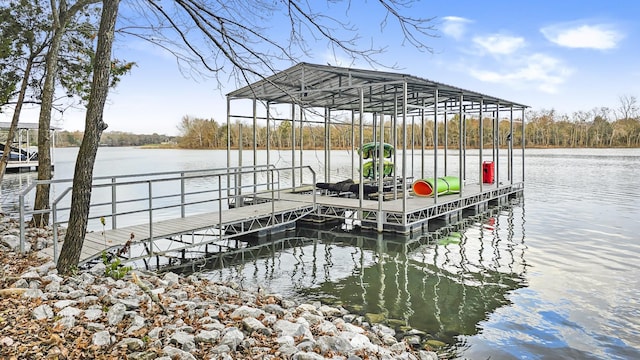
[19,165,317,267]
[39,199,315,265]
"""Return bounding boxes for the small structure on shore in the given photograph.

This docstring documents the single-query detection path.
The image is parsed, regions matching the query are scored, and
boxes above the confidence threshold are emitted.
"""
[0,122,57,173]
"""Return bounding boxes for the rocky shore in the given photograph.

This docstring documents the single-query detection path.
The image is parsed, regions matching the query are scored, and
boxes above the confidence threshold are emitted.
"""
[0,215,442,359]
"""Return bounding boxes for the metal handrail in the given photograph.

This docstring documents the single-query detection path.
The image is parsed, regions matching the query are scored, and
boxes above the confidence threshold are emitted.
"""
[21,165,276,252]
[19,164,317,263]
[116,166,317,264]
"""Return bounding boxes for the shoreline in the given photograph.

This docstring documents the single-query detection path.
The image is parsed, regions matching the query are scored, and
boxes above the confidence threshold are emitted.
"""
[0,214,445,359]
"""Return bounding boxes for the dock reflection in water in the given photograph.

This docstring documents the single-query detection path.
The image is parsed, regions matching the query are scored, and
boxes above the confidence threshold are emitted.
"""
[200,202,527,346]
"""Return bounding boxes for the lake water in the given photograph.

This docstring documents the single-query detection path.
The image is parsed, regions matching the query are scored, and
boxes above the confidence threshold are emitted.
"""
[2,147,639,359]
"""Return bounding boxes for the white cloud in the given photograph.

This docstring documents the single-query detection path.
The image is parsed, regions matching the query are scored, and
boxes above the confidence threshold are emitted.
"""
[322,52,358,68]
[469,53,573,93]
[441,16,472,40]
[541,23,623,50]
[473,34,526,55]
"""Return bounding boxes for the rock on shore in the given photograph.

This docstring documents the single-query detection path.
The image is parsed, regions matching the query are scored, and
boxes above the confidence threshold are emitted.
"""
[0,214,441,359]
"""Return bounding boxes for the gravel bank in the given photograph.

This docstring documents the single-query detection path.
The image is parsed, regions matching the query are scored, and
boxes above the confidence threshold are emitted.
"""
[0,214,443,359]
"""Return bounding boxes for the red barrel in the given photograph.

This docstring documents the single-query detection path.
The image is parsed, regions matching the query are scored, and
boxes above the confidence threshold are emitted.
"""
[482,161,495,184]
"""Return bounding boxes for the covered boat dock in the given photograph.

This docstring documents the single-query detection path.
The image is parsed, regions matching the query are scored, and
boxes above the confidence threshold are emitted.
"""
[0,122,57,172]
[226,62,527,234]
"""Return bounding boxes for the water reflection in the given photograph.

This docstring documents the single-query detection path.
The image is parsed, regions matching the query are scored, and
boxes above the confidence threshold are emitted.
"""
[200,202,527,346]
[0,173,36,214]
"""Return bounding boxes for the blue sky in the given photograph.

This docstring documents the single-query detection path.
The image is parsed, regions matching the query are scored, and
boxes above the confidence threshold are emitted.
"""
[6,1,638,135]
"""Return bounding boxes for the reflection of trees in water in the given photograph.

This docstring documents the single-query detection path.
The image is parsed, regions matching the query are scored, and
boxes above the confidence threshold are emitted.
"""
[293,204,527,344]
[200,202,527,345]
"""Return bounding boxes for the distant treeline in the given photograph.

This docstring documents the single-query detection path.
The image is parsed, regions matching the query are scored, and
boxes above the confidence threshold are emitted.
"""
[49,108,640,149]
[176,108,640,149]
[525,108,640,147]
[56,131,177,147]
[176,115,524,150]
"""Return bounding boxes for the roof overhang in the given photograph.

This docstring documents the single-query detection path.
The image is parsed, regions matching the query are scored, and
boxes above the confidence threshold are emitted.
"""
[227,62,528,115]
[0,122,61,130]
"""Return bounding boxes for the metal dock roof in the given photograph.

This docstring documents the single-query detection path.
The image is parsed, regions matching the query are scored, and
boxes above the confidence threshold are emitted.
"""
[227,62,528,113]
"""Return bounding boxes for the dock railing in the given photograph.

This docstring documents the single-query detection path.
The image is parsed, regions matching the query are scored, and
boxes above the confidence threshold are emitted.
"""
[18,165,317,261]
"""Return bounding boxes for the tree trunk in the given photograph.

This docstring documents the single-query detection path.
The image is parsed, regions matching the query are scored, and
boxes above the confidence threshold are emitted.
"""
[0,58,34,183]
[57,0,120,275]
[31,0,99,226]
[30,28,65,227]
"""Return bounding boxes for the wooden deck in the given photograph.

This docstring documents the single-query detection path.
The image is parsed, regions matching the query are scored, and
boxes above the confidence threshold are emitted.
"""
[280,183,507,211]
[276,181,523,233]
[37,180,522,265]
[40,199,314,264]
[5,160,39,172]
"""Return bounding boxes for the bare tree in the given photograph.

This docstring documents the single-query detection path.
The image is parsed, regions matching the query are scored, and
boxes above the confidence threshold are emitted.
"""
[121,0,437,86]
[617,94,638,121]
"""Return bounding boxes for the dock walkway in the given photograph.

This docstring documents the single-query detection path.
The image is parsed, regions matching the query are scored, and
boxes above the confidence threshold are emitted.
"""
[21,163,523,269]
[40,199,315,265]
[274,182,522,233]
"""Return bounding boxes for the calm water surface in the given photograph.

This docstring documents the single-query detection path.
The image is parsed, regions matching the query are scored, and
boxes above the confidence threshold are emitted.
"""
[2,147,639,359]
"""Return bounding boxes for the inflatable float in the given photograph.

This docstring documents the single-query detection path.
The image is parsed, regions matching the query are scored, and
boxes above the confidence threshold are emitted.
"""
[412,176,460,197]
[361,160,394,179]
[358,142,394,159]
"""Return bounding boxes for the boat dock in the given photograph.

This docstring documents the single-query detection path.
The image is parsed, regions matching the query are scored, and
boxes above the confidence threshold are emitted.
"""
[21,165,520,268]
[286,182,522,233]
[0,122,58,173]
[17,63,527,269]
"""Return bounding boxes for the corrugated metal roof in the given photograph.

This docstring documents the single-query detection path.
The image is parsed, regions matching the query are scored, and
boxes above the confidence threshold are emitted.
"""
[227,62,528,114]
[0,122,60,130]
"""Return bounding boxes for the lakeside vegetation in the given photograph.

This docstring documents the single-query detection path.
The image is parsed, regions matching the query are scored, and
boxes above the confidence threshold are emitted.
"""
[55,130,177,147]
[44,93,640,151]
[49,104,640,149]
[175,108,639,149]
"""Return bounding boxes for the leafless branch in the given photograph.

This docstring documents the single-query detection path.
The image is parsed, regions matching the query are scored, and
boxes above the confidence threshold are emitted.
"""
[119,0,437,100]
[377,0,438,51]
